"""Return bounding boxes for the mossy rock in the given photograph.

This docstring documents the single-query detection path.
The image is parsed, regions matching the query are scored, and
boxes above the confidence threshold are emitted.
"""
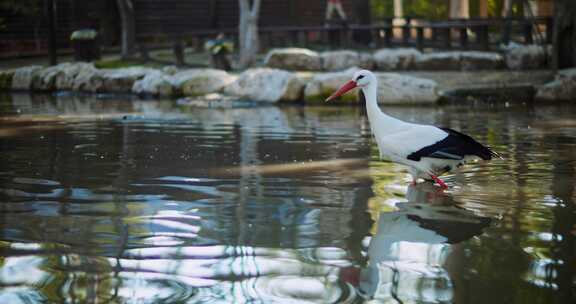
[305,90,359,105]
[223,68,303,103]
[302,67,360,104]
[0,70,14,91]
[181,75,222,96]
[173,69,236,97]
[95,59,139,69]
[94,59,161,70]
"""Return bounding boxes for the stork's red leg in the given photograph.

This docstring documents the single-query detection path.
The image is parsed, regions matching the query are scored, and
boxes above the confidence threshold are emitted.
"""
[430,175,448,189]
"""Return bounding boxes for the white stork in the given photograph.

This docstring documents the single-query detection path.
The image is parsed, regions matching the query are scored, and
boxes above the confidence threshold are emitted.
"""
[326,70,499,189]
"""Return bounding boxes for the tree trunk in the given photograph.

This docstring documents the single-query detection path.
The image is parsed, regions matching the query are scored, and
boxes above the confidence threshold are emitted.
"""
[116,0,136,59]
[479,0,488,17]
[238,0,261,69]
[100,0,120,47]
[502,0,513,17]
[553,0,576,69]
[393,0,403,18]
[501,0,516,44]
[523,0,537,17]
[449,0,469,19]
[46,0,57,65]
[393,0,404,35]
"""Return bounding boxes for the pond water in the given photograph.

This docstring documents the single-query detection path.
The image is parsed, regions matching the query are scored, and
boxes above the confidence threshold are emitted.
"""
[0,93,575,304]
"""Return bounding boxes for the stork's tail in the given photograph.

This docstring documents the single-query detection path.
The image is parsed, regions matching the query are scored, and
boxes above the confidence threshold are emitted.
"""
[486,147,503,160]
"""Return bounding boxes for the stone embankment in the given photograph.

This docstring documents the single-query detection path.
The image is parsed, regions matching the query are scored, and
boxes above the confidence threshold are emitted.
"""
[535,68,576,101]
[263,43,550,72]
[0,45,574,104]
[0,63,440,104]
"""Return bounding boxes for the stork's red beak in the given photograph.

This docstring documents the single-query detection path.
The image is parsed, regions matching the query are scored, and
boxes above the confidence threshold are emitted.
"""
[325,80,357,102]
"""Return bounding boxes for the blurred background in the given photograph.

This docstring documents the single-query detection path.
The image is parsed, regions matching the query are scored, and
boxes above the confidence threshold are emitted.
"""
[0,0,569,70]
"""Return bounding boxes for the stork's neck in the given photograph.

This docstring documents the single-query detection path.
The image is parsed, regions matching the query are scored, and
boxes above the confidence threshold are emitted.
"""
[362,83,405,132]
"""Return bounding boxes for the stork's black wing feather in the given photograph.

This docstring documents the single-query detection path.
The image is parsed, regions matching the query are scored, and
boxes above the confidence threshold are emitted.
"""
[407,127,498,161]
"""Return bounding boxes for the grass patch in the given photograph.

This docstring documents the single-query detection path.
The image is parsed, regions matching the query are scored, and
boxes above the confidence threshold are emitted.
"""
[94,59,140,69]
[0,71,14,90]
[94,59,163,69]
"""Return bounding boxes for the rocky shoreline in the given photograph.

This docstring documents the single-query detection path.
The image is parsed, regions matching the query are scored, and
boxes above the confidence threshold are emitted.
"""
[0,46,574,104]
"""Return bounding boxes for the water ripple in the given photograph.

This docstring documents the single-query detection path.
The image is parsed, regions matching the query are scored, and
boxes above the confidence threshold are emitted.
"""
[1,96,575,304]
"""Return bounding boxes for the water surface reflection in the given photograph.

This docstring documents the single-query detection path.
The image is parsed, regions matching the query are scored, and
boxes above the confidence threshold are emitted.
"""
[0,93,575,303]
[356,183,491,303]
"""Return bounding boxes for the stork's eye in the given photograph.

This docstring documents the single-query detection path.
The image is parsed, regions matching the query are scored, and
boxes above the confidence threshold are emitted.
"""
[356,75,365,81]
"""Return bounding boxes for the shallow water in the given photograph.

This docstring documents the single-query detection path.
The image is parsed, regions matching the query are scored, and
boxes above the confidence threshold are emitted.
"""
[0,93,575,304]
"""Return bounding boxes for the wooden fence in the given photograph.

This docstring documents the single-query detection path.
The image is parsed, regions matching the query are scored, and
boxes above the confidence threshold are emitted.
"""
[257,17,553,51]
[1,16,553,61]
[135,16,553,65]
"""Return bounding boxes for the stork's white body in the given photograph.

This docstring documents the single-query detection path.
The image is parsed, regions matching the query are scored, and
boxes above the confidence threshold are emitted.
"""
[362,79,460,180]
[328,70,497,186]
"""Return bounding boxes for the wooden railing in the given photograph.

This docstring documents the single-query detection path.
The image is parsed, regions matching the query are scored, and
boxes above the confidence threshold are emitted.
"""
[256,17,553,50]
[134,17,553,65]
[0,17,553,60]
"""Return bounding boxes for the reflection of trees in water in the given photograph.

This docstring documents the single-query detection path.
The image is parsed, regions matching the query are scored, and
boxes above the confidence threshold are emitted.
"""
[444,107,576,304]
[1,97,377,302]
[448,108,536,304]
[550,135,576,304]
[3,93,139,116]
[0,249,119,303]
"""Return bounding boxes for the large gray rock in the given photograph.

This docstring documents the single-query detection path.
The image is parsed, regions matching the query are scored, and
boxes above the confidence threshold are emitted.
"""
[503,43,550,70]
[12,66,43,90]
[264,48,322,71]
[72,65,104,92]
[415,51,503,70]
[31,63,94,91]
[100,67,156,93]
[132,71,175,97]
[73,66,155,93]
[55,62,95,90]
[304,68,359,103]
[376,73,439,104]
[414,52,462,70]
[358,52,375,70]
[31,65,61,91]
[373,48,421,70]
[535,68,576,101]
[224,68,304,102]
[321,50,360,71]
[161,65,180,75]
[172,69,236,96]
[320,51,374,71]
[460,51,504,70]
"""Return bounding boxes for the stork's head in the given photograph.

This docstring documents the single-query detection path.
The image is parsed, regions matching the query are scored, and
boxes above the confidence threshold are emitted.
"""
[325,70,376,102]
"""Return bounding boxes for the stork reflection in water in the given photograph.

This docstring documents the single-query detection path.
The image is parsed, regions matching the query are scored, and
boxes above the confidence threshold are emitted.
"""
[340,183,492,303]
